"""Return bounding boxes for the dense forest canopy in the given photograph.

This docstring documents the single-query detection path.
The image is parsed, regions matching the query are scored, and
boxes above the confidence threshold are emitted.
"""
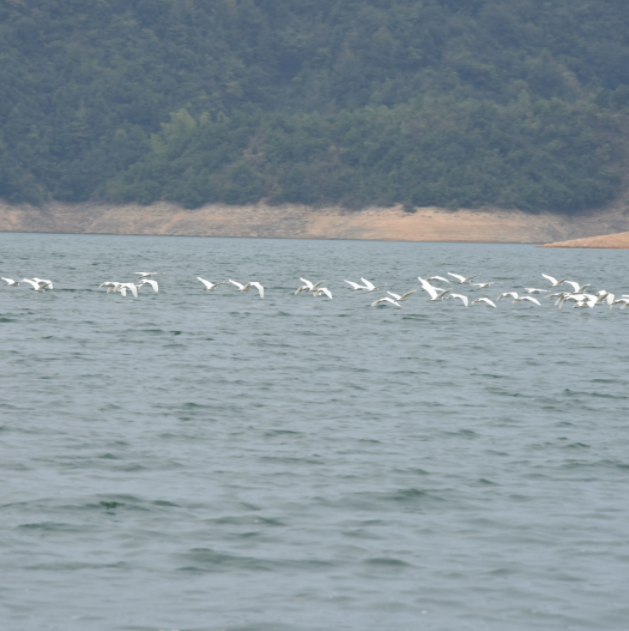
[0,0,628,212]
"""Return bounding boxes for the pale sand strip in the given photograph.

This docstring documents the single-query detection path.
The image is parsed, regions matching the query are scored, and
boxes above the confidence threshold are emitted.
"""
[2,200,629,244]
[539,231,629,248]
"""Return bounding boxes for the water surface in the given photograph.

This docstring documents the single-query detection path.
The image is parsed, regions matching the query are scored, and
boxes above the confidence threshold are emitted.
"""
[1,233,628,630]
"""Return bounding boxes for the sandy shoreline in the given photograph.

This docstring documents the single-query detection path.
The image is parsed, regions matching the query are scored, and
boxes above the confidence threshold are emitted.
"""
[2,200,629,245]
[539,231,629,248]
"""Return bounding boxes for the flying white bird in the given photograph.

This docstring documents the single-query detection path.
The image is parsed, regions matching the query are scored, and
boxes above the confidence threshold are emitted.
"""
[344,280,365,291]
[135,272,159,278]
[611,298,629,309]
[573,294,597,308]
[295,278,326,295]
[563,281,590,294]
[230,280,264,298]
[249,282,264,298]
[471,282,495,289]
[541,274,568,287]
[418,277,452,301]
[497,292,519,301]
[448,273,480,284]
[524,288,547,294]
[371,297,401,307]
[556,293,586,309]
[361,278,386,293]
[99,281,120,293]
[446,293,469,306]
[229,280,248,291]
[33,277,53,289]
[197,278,228,291]
[22,278,48,292]
[426,276,451,284]
[471,297,496,308]
[546,291,568,300]
[387,290,417,302]
[1,277,19,286]
[513,296,541,306]
[116,283,138,298]
[313,287,333,299]
[139,279,159,293]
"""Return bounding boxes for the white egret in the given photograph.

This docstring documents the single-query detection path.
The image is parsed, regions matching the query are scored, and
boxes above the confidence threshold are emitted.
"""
[230,280,264,298]
[387,290,416,302]
[446,293,469,307]
[573,294,597,308]
[135,272,159,278]
[197,278,228,291]
[471,297,496,308]
[541,274,568,287]
[117,283,138,298]
[344,280,365,291]
[524,288,547,294]
[139,279,159,293]
[611,298,629,309]
[418,277,451,301]
[418,277,452,301]
[471,282,495,289]
[448,273,480,284]
[22,278,48,292]
[371,297,401,307]
[361,278,386,292]
[247,282,264,298]
[313,287,333,299]
[295,278,326,295]
[33,277,53,289]
[556,293,586,308]
[497,292,519,301]
[1,277,20,286]
[99,281,120,293]
[564,281,590,294]
[513,296,541,306]
[426,276,451,284]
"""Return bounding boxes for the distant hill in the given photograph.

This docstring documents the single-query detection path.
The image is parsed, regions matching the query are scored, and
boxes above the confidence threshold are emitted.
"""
[1,0,628,212]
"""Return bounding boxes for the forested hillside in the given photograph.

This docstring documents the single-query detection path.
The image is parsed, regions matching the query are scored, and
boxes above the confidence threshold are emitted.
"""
[1,0,628,212]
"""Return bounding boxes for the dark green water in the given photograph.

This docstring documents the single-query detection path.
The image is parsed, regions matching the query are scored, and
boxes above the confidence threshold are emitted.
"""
[1,233,628,631]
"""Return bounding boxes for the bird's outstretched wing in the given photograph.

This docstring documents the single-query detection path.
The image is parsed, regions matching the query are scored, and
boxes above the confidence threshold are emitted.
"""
[345,280,363,290]
[448,273,465,282]
[473,298,496,308]
[449,293,468,307]
[141,279,159,292]
[250,282,264,298]
[299,278,314,289]
[197,277,213,289]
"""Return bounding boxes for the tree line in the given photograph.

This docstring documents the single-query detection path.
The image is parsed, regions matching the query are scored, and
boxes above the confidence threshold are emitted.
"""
[1,0,628,212]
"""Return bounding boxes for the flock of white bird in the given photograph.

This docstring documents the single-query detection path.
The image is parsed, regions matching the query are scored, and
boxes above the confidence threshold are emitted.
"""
[3,271,629,310]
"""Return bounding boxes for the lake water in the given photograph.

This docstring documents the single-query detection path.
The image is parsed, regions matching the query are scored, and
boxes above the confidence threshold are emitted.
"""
[1,232,629,631]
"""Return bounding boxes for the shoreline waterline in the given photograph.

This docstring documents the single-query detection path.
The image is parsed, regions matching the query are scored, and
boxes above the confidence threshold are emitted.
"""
[2,199,629,245]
